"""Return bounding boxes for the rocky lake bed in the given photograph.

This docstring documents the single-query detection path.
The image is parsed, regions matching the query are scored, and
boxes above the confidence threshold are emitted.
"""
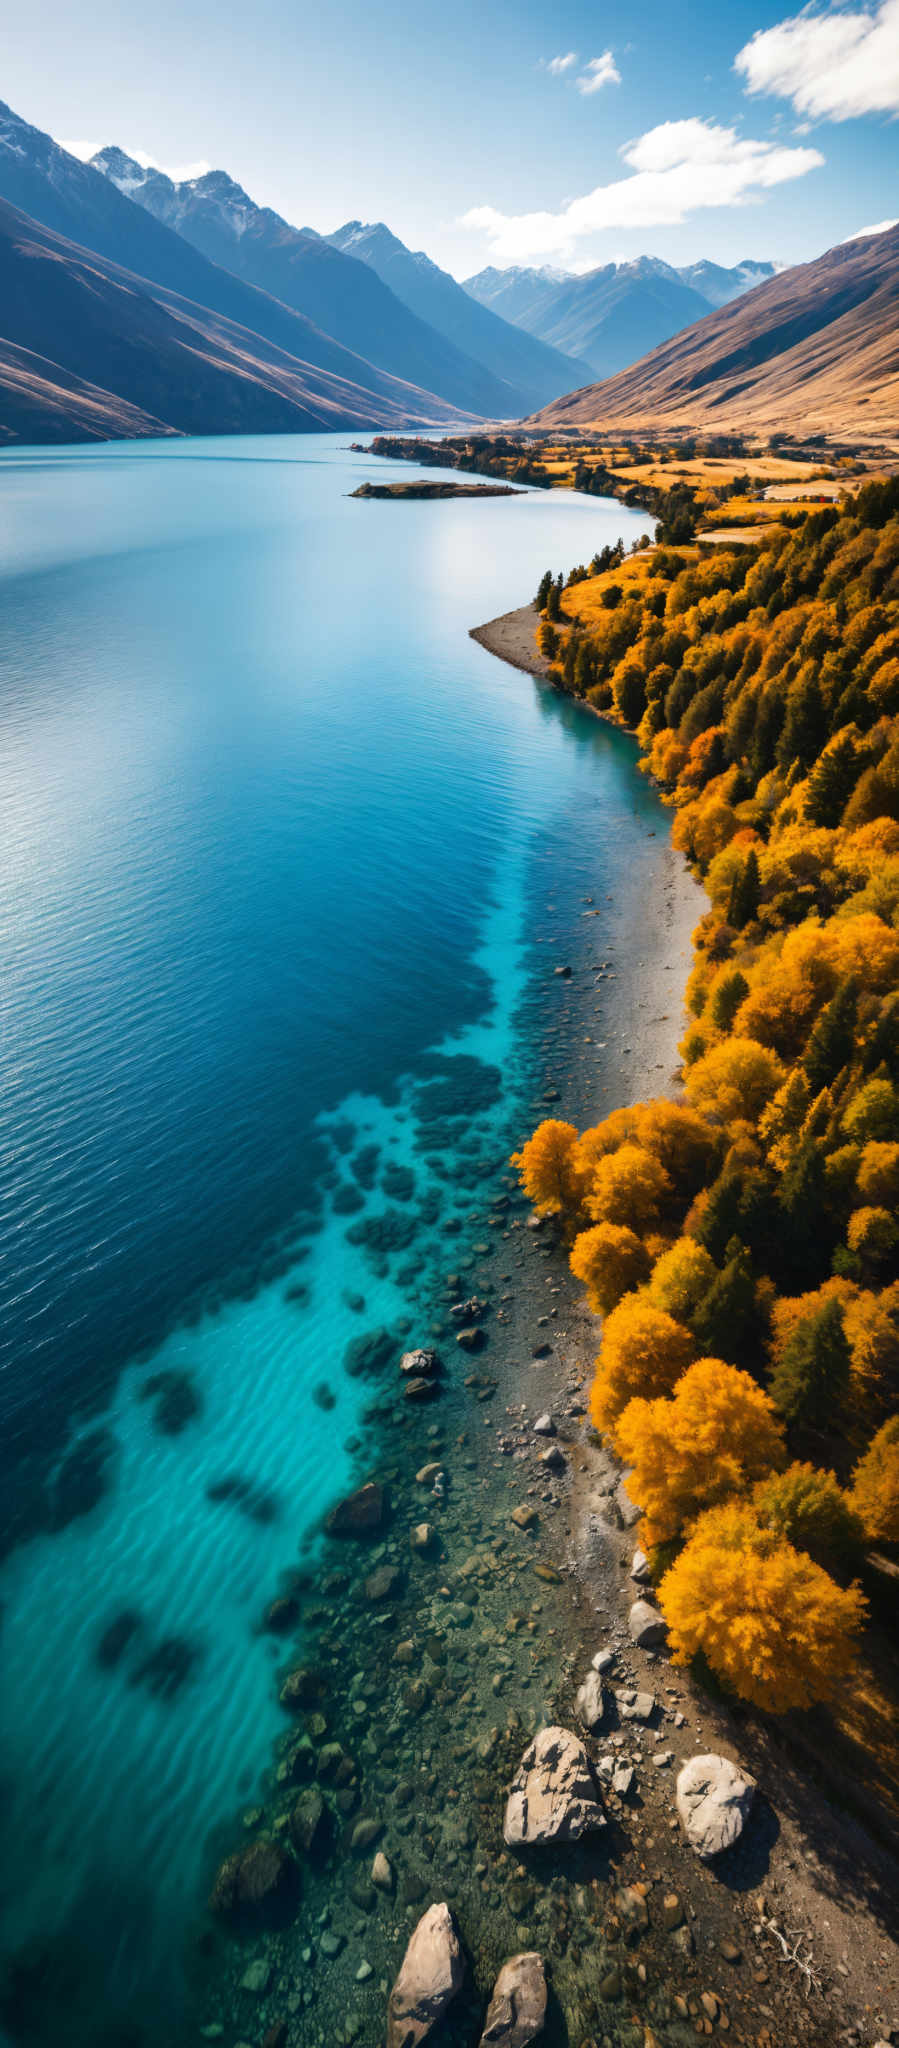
[193,841,899,2048]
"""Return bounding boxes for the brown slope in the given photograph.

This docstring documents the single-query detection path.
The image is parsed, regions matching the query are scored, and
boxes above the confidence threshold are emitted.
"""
[528,224,899,445]
[0,337,175,444]
[0,199,469,445]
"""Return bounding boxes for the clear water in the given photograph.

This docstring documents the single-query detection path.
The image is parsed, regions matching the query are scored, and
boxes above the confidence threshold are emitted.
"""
[0,435,657,2043]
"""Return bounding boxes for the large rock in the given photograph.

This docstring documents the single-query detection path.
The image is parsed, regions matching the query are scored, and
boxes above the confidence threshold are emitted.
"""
[479,1951,547,2046]
[616,1475,642,1528]
[628,1599,668,1649]
[676,1753,756,1860]
[615,1687,655,1723]
[209,1838,298,1926]
[503,1726,605,1846]
[574,1669,606,1732]
[326,1481,386,1536]
[400,1348,440,1377]
[387,1901,465,2048]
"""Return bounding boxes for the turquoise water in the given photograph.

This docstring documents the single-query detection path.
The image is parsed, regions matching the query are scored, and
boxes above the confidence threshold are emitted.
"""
[0,435,656,2043]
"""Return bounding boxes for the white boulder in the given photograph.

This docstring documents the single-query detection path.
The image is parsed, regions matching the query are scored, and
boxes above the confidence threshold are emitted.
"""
[387,1902,465,2048]
[676,1753,756,1860]
[503,1726,605,1846]
[479,1951,547,2046]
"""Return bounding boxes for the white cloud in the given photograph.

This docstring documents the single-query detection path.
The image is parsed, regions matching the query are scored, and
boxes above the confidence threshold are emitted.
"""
[735,0,899,119]
[577,51,622,93]
[133,152,212,182]
[58,137,210,182]
[462,116,823,266]
[844,216,899,237]
[58,137,103,161]
[547,51,578,73]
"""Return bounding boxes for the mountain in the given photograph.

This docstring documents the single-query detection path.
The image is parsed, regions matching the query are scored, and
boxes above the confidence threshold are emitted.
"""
[324,219,590,408]
[678,258,776,308]
[464,256,775,379]
[527,223,899,444]
[90,148,545,419]
[0,100,470,425]
[0,198,470,445]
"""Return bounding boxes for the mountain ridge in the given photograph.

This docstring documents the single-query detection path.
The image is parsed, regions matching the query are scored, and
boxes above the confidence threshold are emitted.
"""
[90,147,580,417]
[464,255,776,379]
[527,223,899,445]
[0,196,471,445]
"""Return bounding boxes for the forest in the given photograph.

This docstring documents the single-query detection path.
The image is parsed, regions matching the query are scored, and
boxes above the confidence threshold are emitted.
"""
[515,475,899,1720]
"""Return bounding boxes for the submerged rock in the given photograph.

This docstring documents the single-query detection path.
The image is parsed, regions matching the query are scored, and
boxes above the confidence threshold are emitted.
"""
[479,1952,547,2047]
[456,1327,485,1352]
[326,1481,386,1536]
[400,1348,440,1377]
[343,1326,398,1378]
[364,1563,403,1603]
[676,1753,756,1860]
[209,1839,298,1927]
[289,1787,328,1857]
[263,1595,300,1635]
[503,1726,605,1846]
[279,1666,325,1710]
[387,1901,465,2048]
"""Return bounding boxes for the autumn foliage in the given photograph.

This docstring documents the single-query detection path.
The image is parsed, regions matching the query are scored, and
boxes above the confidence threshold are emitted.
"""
[659,1501,868,1712]
[614,1357,785,1542]
[511,477,899,1712]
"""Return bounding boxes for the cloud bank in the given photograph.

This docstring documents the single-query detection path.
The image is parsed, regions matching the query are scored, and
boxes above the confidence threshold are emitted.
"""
[462,117,823,265]
[736,0,899,119]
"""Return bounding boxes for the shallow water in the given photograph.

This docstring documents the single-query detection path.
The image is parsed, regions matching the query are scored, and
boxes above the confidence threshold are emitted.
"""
[0,435,677,2043]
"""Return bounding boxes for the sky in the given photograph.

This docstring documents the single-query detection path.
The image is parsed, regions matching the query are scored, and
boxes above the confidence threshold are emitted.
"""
[4,0,898,277]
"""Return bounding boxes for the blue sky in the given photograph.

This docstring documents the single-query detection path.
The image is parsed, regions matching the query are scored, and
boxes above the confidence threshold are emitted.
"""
[5,0,898,276]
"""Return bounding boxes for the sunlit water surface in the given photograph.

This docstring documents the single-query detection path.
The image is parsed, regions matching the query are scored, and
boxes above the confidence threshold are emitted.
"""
[0,434,657,2043]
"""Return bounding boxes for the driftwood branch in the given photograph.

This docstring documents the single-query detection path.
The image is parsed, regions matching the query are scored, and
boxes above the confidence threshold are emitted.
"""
[753,1913,824,1997]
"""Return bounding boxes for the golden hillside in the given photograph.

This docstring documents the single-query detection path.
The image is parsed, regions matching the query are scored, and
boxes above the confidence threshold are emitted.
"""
[529,223,899,449]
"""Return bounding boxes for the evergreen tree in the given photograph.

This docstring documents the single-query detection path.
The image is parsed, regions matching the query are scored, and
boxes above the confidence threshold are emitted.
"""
[546,573,564,622]
[777,674,827,773]
[804,978,858,1094]
[769,1296,851,1426]
[710,968,749,1032]
[691,1237,758,1366]
[535,569,553,612]
[805,733,857,826]
[727,849,761,930]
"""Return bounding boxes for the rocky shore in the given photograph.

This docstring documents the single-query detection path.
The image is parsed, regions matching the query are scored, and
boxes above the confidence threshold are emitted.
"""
[192,611,899,2048]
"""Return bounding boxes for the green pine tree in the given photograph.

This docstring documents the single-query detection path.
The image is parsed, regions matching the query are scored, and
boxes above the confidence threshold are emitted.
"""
[769,1296,851,1427]
[805,733,857,827]
[727,849,761,930]
[804,979,858,1094]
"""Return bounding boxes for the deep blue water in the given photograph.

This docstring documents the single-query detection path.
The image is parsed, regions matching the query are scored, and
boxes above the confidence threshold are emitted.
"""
[0,434,656,2043]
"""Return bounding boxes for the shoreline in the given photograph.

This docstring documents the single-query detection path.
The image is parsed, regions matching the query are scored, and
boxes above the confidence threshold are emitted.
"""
[471,596,899,2047]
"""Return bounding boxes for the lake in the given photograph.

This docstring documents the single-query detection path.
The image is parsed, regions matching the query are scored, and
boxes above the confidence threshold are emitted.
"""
[0,434,673,2045]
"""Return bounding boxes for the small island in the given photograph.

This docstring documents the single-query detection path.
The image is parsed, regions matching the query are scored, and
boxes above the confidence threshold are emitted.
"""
[350,478,522,500]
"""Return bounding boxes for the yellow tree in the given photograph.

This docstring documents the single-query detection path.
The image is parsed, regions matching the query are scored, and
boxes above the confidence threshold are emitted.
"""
[614,1357,785,1542]
[647,1237,717,1324]
[856,1141,899,1208]
[585,1142,671,1229]
[569,1222,650,1315]
[753,1462,863,1565]
[589,1299,695,1434]
[685,1037,786,1125]
[510,1120,583,1218]
[849,1417,899,1543]
[659,1500,868,1711]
